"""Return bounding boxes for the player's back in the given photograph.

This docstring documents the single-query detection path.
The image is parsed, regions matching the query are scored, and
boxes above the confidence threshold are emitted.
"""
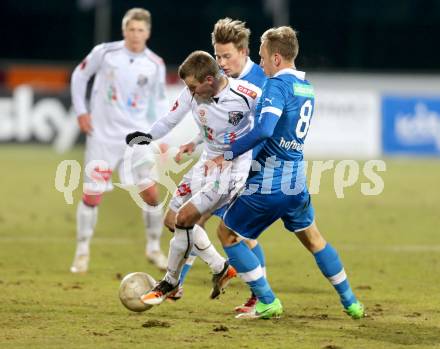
[256,69,314,163]
[251,69,314,193]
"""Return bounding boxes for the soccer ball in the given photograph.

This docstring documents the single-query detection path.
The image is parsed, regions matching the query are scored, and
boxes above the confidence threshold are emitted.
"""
[119,272,156,312]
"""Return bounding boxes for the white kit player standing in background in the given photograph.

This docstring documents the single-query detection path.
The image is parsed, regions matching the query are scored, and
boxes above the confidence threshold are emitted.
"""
[70,8,168,273]
[126,51,262,304]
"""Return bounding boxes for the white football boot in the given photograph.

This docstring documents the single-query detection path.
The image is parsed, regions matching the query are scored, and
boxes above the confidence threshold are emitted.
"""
[146,250,168,271]
[70,254,89,273]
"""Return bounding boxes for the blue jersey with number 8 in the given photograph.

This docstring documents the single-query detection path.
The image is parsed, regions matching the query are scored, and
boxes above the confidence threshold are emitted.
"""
[255,69,314,164]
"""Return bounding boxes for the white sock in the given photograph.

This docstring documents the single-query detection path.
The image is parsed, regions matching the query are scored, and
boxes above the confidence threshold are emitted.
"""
[192,224,225,274]
[164,225,194,286]
[142,204,164,254]
[75,201,98,256]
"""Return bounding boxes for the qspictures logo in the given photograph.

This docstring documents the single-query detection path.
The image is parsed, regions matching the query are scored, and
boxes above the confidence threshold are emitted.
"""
[55,147,386,211]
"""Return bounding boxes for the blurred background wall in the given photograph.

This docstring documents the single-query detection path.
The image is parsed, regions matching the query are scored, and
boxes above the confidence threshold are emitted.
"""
[0,0,439,156]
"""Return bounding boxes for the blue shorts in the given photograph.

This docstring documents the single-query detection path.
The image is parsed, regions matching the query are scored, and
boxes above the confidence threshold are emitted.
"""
[223,187,315,240]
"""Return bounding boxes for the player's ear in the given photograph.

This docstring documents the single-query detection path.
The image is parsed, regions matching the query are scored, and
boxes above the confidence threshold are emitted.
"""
[239,47,248,57]
[205,75,214,84]
[273,53,281,67]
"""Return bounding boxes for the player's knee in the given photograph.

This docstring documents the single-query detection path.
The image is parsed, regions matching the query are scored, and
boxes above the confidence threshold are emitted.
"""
[217,222,238,246]
[175,211,191,227]
[298,225,326,253]
[309,236,326,253]
[244,239,258,249]
[175,207,198,228]
[305,240,325,253]
[139,185,159,206]
[82,193,102,207]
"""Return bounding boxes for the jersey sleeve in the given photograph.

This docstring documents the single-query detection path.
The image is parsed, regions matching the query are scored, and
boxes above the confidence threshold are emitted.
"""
[151,60,169,121]
[249,84,263,116]
[70,44,105,116]
[148,87,192,140]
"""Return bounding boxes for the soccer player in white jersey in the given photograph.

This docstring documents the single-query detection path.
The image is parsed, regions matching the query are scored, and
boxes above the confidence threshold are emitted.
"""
[175,18,267,313]
[70,8,168,273]
[125,51,262,304]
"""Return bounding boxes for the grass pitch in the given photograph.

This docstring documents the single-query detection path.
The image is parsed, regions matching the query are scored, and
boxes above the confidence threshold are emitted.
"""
[1,145,440,349]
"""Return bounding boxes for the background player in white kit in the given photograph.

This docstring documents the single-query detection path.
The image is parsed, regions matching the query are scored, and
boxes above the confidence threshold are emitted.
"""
[126,51,262,304]
[70,8,168,273]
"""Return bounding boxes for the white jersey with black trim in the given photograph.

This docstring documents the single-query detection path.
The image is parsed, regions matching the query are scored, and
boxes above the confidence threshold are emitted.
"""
[148,77,261,158]
[71,40,168,143]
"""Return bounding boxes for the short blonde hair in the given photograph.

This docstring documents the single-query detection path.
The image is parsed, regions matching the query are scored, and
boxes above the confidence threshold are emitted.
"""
[211,18,250,50]
[122,8,151,30]
[261,26,299,61]
[178,51,221,82]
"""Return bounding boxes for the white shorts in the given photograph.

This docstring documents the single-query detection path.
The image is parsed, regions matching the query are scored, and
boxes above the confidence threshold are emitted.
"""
[83,136,160,195]
[169,151,252,215]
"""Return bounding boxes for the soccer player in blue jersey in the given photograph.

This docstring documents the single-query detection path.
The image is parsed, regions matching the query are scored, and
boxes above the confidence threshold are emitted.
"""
[175,18,268,312]
[206,26,365,320]
[212,18,266,88]
[212,18,267,162]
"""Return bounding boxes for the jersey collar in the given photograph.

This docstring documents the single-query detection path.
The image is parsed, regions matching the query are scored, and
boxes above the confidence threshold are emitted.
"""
[123,45,147,58]
[274,68,306,80]
[238,57,254,79]
[212,77,230,102]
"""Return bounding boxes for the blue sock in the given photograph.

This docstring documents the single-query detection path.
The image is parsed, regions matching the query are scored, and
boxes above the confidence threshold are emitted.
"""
[224,241,275,304]
[178,252,196,286]
[251,243,266,269]
[314,243,357,308]
[250,243,266,297]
